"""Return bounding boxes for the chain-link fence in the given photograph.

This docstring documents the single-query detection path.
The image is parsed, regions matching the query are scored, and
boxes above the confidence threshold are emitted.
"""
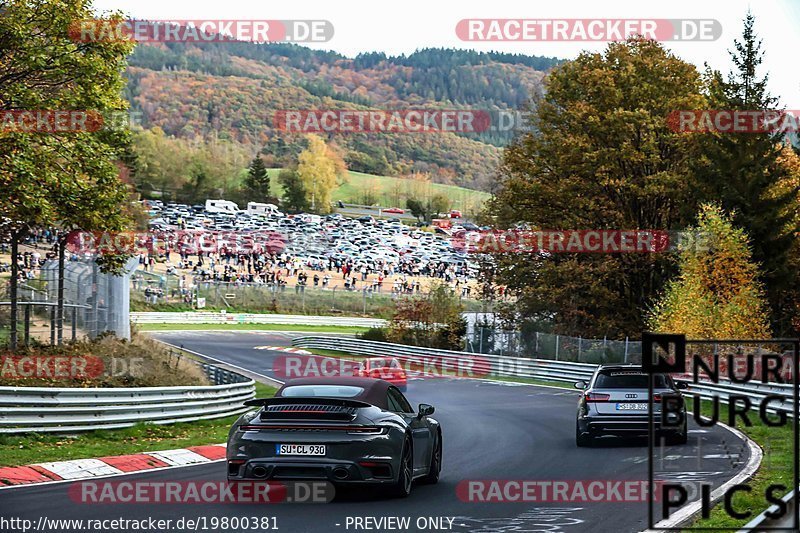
[465,322,642,364]
[130,273,485,318]
[1,255,138,344]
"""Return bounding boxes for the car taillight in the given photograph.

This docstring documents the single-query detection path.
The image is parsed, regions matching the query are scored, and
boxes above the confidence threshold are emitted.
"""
[653,394,662,403]
[584,393,611,402]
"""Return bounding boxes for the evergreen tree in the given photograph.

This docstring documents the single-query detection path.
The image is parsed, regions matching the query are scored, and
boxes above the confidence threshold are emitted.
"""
[278,168,307,212]
[244,156,270,200]
[694,13,799,333]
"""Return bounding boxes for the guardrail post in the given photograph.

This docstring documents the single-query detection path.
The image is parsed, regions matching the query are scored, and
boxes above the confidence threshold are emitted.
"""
[555,335,560,361]
[535,331,539,355]
[624,337,629,363]
[578,336,582,361]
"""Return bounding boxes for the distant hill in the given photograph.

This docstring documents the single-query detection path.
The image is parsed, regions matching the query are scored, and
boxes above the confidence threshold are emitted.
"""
[125,41,562,191]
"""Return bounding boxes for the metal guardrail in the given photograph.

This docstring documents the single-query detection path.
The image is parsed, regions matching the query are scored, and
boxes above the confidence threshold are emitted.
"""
[0,362,255,433]
[291,335,598,381]
[130,312,386,328]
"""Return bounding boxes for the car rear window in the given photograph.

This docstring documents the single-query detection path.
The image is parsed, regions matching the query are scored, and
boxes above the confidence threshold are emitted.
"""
[279,385,365,398]
[368,358,400,369]
[594,372,669,389]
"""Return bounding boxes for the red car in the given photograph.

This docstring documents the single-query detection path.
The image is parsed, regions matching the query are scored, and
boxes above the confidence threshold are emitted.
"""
[449,209,462,218]
[383,207,405,214]
[353,357,407,391]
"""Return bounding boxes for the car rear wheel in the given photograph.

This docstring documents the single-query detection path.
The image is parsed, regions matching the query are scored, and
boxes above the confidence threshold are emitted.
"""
[389,438,413,497]
[421,433,442,484]
[576,422,592,447]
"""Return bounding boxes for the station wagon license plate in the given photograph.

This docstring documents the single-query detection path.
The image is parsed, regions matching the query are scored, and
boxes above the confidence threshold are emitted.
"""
[616,403,648,410]
[275,444,326,456]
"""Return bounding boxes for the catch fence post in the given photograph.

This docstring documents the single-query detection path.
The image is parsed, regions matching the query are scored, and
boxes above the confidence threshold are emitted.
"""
[23,305,30,347]
[50,305,56,345]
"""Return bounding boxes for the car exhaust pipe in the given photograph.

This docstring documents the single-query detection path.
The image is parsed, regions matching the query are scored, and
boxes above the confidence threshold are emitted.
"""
[251,466,268,478]
[332,467,350,480]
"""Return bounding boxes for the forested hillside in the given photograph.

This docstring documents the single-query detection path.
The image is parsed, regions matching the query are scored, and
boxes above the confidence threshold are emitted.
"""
[124,42,561,191]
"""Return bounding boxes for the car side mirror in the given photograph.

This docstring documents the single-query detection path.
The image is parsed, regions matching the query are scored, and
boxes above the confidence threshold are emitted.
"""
[675,381,689,390]
[574,380,587,390]
[418,403,435,417]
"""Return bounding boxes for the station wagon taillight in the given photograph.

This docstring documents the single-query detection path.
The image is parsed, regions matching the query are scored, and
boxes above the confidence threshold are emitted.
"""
[584,392,611,402]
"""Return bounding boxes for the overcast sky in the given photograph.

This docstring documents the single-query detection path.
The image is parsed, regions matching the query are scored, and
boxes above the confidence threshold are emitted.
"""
[95,0,800,108]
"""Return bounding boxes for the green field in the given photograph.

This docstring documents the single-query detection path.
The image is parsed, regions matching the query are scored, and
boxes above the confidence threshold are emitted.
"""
[268,169,491,213]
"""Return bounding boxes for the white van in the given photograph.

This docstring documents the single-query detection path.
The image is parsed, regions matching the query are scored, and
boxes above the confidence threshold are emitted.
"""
[246,202,283,217]
[205,199,240,215]
[299,214,322,225]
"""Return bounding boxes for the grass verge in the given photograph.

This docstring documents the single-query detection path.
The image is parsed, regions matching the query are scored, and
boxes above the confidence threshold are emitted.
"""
[136,323,368,334]
[0,382,276,469]
[687,399,793,530]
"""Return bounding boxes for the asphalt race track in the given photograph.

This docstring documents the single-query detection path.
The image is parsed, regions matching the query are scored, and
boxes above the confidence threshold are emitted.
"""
[0,330,753,533]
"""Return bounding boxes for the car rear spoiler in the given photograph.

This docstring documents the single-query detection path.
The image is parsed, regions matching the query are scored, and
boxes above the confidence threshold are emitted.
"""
[243,397,373,408]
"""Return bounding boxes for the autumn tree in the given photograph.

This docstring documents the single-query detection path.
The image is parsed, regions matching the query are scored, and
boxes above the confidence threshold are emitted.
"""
[430,194,451,217]
[649,204,771,339]
[0,0,135,349]
[488,38,706,338]
[692,13,799,334]
[297,134,339,213]
[386,282,466,350]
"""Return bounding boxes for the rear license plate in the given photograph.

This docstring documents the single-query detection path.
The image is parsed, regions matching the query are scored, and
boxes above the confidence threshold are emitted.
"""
[275,444,326,456]
[616,403,648,410]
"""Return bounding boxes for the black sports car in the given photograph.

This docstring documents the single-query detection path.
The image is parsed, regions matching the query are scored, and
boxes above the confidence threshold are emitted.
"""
[226,377,442,497]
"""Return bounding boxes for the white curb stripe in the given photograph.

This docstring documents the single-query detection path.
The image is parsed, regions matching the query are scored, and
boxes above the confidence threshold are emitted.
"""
[253,346,311,354]
[35,459,123,480]
[147,449,211,466]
